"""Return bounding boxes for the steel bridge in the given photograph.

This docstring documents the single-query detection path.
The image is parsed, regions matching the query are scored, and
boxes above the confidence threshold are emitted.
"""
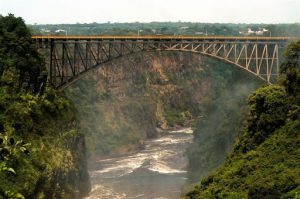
[32,35,290,89]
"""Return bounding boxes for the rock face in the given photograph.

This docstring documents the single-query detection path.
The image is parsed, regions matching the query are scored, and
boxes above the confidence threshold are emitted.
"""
[66,51,212,157]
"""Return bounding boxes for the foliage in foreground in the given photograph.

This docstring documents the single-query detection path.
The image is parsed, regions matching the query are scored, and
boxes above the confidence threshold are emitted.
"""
[0,14,90,199]
[185,41,300,198]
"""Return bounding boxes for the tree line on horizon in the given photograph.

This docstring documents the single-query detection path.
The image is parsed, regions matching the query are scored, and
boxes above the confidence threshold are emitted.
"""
[29,22,300,36]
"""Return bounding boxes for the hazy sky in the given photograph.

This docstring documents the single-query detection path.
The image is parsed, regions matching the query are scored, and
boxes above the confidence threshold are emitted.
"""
[0,0,299,24]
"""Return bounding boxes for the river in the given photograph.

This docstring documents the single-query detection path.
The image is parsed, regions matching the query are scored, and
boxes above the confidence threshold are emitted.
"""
[85,128,193,199]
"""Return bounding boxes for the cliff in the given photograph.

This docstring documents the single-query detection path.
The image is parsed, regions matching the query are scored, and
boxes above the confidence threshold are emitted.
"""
[66,49,262,178]
[185,41,300,198]
[0,14,90,199]
[66,51,211,157]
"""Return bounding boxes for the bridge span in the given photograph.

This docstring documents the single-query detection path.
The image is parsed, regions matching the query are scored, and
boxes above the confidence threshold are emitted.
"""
[32,35,291,89]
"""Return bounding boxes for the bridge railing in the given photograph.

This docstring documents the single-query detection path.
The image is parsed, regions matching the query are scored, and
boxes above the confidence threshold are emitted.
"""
[32,35,291,41]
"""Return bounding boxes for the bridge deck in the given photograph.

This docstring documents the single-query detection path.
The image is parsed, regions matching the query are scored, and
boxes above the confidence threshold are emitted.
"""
[33,35,293,88]
[32,35,291,41]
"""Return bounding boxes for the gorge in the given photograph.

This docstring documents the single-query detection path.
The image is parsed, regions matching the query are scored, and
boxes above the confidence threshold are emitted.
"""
[65,51,262,198]
[0,14,299,199]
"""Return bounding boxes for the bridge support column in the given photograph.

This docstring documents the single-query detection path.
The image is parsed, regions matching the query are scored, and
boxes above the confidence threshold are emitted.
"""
[49,39,56,86]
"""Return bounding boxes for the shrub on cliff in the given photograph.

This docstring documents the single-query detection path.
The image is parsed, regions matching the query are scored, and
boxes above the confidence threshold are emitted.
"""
[233,85,291,154]
[280,40,300,103]
[186,41,300,198]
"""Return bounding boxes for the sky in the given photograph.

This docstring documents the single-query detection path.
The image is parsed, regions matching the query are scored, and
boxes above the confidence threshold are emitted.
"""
[0,0,299,24]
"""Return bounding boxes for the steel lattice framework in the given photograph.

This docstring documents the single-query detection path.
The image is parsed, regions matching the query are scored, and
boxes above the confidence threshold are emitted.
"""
[33,36,290,89]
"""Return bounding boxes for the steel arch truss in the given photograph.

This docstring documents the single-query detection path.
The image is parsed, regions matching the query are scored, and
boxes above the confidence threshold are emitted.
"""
[36,39,284,89]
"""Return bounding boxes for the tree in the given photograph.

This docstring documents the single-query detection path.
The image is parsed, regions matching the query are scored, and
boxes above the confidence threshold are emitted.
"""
[280,40,300,103]
[0,14,46,94]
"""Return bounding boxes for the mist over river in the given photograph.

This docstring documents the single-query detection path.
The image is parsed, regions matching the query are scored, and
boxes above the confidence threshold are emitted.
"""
[85,128,193,199]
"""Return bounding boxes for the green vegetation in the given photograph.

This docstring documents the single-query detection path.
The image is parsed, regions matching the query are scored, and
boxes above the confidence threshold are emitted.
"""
[0,14,46,94]
[185,41,300,198]
[0,14,90,198]
[163,106,192,127]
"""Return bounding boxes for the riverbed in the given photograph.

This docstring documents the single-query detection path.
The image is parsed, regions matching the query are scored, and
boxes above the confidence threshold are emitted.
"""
[85,128,193,199]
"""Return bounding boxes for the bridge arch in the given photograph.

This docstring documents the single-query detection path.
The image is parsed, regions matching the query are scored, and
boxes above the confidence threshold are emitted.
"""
[167,49,267,82]
[33,36,288,89]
